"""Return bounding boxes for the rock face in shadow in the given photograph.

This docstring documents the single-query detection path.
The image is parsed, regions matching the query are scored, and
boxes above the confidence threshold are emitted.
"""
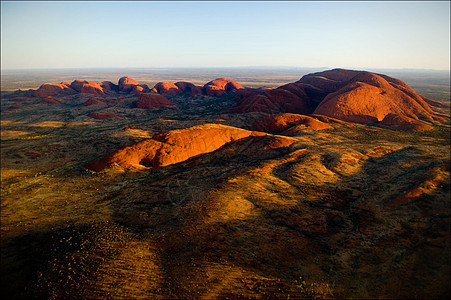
[70,80,104,95]
[234,87,273,100]
[227,69,445,130]
[100,81,118,92]
[130,84,150,95]
[85,124,296,171]
[135,93,176,110]
[175,82,203,96]
[203,78,244,96]
[252,113,333,133]
[83,97,106,106]
[225,82,324,114]
[40,96,62,104]
[118,76,139,92]
[380,113,434,131]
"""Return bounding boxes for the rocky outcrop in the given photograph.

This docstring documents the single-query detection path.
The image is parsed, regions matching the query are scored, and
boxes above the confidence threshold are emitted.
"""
[130,84,150,95]
[380,113,434,131]
[135,93,176,109]
[70,80,104,95]
[227,69,445,131]
[83,97,106,106]
[234,87,273,100]
[312,71,441,124]
[33,83,74,98]
[203,78,244,96]
[252,113,333,134]
[100,81,119,92]
[118,76,139,92]
[226,82,319,114]
[175,82,203,96]
[85,124,296,171]
[29,77,245,99]
[152,82,182,96]
[189,86,203,96]
[174,81,194,91]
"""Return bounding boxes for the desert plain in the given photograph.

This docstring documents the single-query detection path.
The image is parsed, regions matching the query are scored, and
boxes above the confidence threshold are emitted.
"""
[1,68,450,299]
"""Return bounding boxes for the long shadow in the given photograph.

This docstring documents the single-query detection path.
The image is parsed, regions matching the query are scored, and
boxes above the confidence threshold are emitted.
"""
[2,129,449,298]
[1,222,129,299]
[104,144,450,298]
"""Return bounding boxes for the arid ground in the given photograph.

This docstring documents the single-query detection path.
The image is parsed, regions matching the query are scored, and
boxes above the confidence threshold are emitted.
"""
[1,68,450,299]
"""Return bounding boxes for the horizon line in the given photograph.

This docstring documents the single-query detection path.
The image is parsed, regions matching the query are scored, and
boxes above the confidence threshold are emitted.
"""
[2,66,450,72]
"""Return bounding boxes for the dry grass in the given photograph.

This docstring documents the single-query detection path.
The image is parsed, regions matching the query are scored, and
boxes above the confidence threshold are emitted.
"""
[1,86,450,299]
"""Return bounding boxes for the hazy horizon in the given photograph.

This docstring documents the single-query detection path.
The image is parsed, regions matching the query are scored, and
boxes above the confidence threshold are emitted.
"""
[2,66,449,103]
[2,65,450,72]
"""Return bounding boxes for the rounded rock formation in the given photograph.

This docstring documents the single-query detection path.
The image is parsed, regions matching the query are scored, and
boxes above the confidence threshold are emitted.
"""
[130,84,150,95]
[252,113,333,133]
[100,81,119,92]
[227,68,445,131]
[118,76,139,92]
[380,113,434,131]
[83,98,106,106]
[85,124,296,172]
[70,80,104,95]
[136,93,176,110]
[33,83,74,98]
[152,82,182,96]
[234,87,273,100]
[203,78,244,96]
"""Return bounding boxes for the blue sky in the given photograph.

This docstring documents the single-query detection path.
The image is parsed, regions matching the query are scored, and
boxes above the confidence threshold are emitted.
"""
[1,1,450,70]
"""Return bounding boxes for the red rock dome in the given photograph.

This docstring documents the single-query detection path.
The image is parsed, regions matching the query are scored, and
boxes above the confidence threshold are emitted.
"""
[85,124,297,172]
[118,76,139,92]
[136,93,176,109]
[152,82,182,96]
[203,78,244,96]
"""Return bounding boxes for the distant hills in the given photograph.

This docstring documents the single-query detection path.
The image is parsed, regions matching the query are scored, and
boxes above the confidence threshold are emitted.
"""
[7,68,447,132]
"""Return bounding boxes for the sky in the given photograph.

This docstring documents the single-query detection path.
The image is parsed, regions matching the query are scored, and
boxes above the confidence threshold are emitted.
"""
[1,1,450,70]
